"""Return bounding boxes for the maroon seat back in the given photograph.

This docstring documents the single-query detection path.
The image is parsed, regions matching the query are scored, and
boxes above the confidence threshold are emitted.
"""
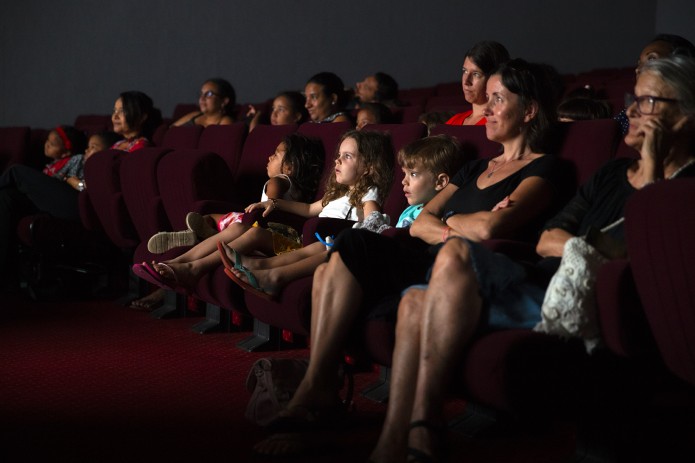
[554,119,621,187]
[172,103,199,121]
[197,123,247,172]
[160,125,203,150]
[625,178,695,385]
[120,147,174,240]
[0,126,30,172]
[82,149,138,248]
[73,114,113,136]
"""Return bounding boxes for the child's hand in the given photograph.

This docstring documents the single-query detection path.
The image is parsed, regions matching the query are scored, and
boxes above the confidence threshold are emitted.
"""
[245,199,274,216]
[491,195,513,212]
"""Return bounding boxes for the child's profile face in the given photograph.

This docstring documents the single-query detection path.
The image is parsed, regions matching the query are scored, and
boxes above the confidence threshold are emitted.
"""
[356,109,377,130]
[84,135,109,160]
[401,162,439,206]
[267,142,288,177]
[271,96,299,126]
[334,137,364,187]
[44,130,68,160]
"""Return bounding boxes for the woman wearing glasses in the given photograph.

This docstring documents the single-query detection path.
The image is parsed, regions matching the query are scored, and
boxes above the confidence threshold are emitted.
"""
[373,56,695,463]
[172,78,236,127]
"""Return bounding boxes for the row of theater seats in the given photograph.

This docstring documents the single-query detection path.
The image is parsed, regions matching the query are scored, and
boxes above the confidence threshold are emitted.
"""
[10,114,695,446]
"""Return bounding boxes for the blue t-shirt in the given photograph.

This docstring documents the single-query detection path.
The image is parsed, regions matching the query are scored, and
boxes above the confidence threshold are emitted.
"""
[396,204,423,228]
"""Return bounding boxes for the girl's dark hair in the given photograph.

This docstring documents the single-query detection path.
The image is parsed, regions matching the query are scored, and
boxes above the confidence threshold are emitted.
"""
[119,91,163,139]
[358,102,393,124]
[94,130,123,149]
[307,72,348,109]
[557,97,612,121]
[494,58,558,152]
[206,78,236,116]
[56,125,87,155]
[465,40,511,76]
[374,72,399,102]
[276,91,309,124]
[322,129,394,208]
[650,34,695,58]
[281,133,325,202]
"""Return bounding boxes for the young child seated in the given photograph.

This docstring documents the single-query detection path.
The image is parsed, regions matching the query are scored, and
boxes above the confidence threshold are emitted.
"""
[355,102,393,130]
[219,134,464,300]
[133,130,393,298]
[128,133,324,310]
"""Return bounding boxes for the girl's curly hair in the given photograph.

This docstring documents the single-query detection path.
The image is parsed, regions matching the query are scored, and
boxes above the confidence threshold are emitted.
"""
[281,133,325,202]
[322,129,393,209]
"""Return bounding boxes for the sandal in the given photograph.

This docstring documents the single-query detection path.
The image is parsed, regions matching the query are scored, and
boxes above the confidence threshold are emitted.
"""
[132,262,190,294]
[406,420,448,463]
[186,212,218,240]
[216,241,242,272]
[223,266,276,302]
[147,230,196,254]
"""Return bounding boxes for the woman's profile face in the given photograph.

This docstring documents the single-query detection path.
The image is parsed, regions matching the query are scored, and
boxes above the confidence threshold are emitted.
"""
[482,74,527,144]
[111,98,131,135]
[305,82,333,122]
[624,71,682,150]
[461,57,488,105]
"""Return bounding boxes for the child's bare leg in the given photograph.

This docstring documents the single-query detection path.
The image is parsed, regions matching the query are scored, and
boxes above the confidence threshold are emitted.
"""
[168,222,252,264]
[225,226,276,256]
[229,251,327,296]
[224,241,327,271]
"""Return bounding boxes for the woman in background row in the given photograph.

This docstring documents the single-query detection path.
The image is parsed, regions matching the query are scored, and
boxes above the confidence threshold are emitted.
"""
[172,78,235,127]
[445,40,510,126]
[304,72,351,124]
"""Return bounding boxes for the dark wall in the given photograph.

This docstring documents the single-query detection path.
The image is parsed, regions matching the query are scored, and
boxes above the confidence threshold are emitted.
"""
[1,0,691,129]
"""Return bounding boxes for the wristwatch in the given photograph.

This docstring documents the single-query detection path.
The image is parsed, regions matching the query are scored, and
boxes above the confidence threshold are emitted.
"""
[77,181,86,192]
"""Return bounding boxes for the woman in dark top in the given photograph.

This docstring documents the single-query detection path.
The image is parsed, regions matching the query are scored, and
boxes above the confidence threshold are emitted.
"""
[253,59,566,456]
[374,55,695,463]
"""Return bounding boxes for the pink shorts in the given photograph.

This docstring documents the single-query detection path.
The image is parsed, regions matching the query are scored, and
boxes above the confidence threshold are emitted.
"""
[217,211,244,231]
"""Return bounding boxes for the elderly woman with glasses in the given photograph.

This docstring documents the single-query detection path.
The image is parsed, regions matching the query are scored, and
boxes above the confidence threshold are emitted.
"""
[172,78,236,127]
[375,55,695,463]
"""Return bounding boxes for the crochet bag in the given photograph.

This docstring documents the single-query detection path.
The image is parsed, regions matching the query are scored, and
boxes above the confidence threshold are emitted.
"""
[244,357,309,426]
[534,218,624,353]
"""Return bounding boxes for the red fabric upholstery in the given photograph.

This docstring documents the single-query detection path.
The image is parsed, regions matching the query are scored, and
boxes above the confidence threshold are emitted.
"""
[0,126,30,172]
[73,114,113,136]
[120,147,174,240]
[160,125,203,150]
[595,259,657,359]
[554,119,621,187]
[425,95,471,114]
[82,149,138,248]
[625,178,695,385]
[197,123,247,172]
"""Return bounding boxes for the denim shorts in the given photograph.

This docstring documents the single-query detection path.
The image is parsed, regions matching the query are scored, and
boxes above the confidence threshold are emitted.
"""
[405,238,544,330]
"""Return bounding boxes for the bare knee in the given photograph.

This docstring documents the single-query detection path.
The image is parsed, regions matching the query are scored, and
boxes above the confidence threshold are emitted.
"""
[432,239,474,277]
[396,288,425,331]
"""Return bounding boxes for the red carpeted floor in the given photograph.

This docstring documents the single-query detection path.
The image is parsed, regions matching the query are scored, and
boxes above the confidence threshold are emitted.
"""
[0,292,577,462]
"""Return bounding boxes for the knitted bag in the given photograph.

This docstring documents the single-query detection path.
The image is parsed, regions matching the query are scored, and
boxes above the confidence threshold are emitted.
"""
[244,357,309,426]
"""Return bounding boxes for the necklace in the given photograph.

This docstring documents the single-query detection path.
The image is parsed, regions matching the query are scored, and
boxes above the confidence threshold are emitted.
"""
[486,153,527,178]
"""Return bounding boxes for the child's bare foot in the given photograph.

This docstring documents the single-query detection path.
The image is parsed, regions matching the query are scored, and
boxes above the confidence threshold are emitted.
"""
[152,261,198,291]
[228,265,279,298]
[127,288,165,311]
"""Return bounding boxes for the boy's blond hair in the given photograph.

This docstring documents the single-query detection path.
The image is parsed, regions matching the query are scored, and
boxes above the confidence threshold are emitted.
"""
[397,134,464,178]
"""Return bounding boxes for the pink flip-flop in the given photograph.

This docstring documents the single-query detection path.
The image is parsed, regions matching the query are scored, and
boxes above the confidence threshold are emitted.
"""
[132,262,183,292]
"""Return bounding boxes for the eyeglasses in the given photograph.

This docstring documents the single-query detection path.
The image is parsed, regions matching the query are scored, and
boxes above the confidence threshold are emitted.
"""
[199,90,219,99]
[112,108,125,116]
[625,93,679,115]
